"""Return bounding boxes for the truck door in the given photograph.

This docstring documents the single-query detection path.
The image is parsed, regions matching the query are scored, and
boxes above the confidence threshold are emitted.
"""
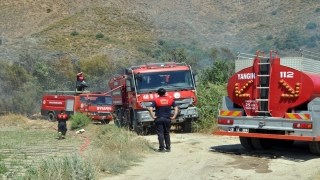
[66,99,74,115]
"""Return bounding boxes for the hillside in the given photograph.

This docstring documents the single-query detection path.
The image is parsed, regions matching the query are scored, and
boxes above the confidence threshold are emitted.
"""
[0,0,320,62]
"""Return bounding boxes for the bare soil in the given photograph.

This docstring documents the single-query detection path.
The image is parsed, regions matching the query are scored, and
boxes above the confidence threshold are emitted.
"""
[102,132,320,180]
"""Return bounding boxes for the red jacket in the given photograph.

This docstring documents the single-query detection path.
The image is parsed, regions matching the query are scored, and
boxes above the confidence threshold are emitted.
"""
[57,113,68,121]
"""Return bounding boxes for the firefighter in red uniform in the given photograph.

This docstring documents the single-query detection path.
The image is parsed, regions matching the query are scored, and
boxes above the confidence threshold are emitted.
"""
[57,110,69,140]
[148,88,178,152]
[76,72,86,92]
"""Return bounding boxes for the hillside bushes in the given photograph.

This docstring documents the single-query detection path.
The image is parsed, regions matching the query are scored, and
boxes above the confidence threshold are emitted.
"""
[194,59,234,132]
[253,27,320,52]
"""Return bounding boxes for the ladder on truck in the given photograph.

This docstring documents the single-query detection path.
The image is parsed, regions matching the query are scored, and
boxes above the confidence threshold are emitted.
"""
[237,51,273,116]
[45,90,91,95]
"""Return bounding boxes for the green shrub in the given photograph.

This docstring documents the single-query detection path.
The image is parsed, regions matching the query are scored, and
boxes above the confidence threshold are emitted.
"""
[70,31,79,36]
[307,41,317,48]
[200,59,235,84]
[306,22,317,30]
[195,83,227,132]
[95,33,104,39]
[230,19,236,23]
[271,10,277,15]
[157,39,165,46]
[70,113,91,130]
[0,38,2,45]
[266,34,273,40]
[316,7,320,12]
[0,162,8,174]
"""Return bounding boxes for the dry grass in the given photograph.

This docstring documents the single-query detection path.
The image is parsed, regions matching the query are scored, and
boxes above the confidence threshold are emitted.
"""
[2,0,320,62]
[0,114,153,179]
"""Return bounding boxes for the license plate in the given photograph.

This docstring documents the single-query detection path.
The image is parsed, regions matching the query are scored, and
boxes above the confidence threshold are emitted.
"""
[228,127,249,133]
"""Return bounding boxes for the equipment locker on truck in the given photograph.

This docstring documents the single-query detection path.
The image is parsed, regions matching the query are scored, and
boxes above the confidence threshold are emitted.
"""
[214,49,320,154]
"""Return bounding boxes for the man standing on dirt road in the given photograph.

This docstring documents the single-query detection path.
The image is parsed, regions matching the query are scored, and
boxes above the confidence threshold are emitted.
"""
[57,110,69,140]
[148,88,178,152]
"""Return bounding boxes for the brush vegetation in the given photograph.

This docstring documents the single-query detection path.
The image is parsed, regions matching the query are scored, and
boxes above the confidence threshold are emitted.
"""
[0,114,153,179]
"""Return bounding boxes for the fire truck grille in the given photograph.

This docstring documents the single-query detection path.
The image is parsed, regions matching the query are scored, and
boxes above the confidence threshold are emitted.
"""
[99,112,112,116]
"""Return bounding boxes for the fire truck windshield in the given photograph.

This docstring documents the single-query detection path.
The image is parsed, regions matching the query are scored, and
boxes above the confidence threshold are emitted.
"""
[135,70,194,93]
[81,95,112,106]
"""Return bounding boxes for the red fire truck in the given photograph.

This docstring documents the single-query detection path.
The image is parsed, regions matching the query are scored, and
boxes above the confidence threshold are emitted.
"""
[108,62,199,134]
[41,90,114,124]
[214,49,320,154]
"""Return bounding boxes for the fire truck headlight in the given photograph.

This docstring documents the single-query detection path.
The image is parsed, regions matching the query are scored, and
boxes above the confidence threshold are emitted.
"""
[141,114,150,119]
[186,109,197,115]
[137,112,151,120]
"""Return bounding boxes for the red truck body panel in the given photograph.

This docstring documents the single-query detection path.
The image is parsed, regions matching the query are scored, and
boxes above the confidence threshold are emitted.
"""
[41,92,114,122]
[227,53,320,117]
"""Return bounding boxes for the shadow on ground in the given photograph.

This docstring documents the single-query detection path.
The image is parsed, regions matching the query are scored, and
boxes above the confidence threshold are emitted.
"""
[210,141,319,162]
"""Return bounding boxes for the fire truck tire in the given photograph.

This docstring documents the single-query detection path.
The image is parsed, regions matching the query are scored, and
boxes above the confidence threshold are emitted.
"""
[251,138,273,150]
[133,119,143,135]
[182,120,192,133]
[308,142,320,155]
[239,137,255,149]
[114,110,122,127]
[48,112,56,122]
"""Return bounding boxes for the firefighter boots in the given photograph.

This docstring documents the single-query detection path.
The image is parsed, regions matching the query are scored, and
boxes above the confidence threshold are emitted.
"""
[58,132,62,140]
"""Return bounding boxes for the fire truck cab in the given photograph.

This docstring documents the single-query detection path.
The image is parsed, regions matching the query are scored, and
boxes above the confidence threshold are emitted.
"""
[108,62,199,134]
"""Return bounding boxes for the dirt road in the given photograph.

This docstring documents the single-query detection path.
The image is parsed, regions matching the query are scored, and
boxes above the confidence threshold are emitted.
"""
[103,132,320,180]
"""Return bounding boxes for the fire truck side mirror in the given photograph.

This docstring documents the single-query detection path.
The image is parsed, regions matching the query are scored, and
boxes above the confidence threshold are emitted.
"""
[126,79,132,91]
[193,74,199,87]
[125,68,131,75]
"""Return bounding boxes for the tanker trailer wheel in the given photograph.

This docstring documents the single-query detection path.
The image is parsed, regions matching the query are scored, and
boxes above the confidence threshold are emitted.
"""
[251,138,273,150]
[239,137,255,149]
[48,112,56,122]
[308,142,320,155]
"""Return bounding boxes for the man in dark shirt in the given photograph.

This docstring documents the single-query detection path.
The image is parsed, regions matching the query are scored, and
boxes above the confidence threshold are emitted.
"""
[148,88,178,152]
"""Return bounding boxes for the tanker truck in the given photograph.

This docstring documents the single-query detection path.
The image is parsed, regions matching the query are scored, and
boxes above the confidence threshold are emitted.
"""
[214,49,320,154]
[108,62,199,134]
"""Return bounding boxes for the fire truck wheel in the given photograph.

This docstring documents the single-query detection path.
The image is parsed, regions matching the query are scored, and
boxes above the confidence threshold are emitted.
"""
[48,112,56,122]
[239,137,255,149]
[133,119,143,135]
[182,120,192,133]
[308,142,320,155]
[251,138,273,150]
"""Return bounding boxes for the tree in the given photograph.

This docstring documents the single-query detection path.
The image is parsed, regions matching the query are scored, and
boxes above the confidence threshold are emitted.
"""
[200,60,235,84]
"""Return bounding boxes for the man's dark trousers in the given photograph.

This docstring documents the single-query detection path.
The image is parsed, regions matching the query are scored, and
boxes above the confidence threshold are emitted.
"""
[58,121,67,135]
[155,117,171,150]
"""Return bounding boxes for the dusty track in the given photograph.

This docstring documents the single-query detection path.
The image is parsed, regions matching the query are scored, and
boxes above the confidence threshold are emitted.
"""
[103,132,320,180]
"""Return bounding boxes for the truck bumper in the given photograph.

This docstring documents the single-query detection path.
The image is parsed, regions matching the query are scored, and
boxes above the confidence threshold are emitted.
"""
[214,130,320,141]
[215,115,317,141]
[136,107,198,124]
[89,115,113,121]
